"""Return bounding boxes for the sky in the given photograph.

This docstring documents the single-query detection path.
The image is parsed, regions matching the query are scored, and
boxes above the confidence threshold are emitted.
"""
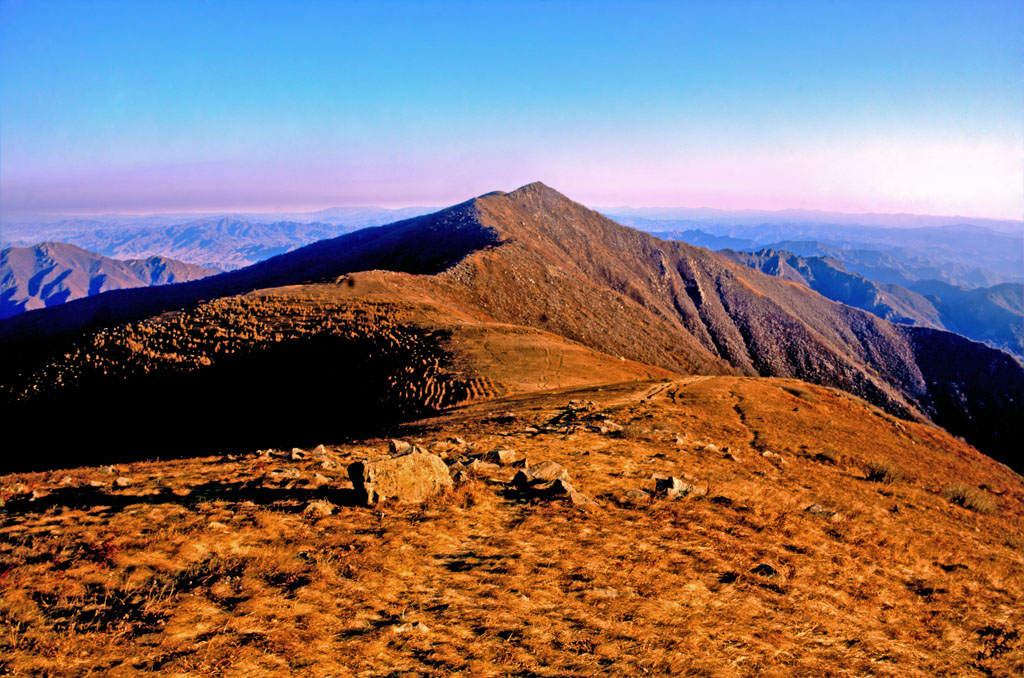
[1,0,1021,218]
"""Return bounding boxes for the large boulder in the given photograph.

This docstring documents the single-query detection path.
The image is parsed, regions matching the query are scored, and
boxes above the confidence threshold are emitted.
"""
[348,451,453,506]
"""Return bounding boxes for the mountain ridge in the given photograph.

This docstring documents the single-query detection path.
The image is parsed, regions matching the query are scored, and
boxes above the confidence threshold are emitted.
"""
[2,183,1021,470]
[0,242,221,319]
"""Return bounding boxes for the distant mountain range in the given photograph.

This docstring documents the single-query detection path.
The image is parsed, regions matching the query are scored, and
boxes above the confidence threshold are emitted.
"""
[718,248,1023,359]
[2,183,1021,473]
[0,242,220,319]
[0,207,436,270]
[615,217,1023,289]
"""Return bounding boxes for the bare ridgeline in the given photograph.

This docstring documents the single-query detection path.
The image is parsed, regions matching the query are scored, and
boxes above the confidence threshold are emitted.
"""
[2,183,1022,676]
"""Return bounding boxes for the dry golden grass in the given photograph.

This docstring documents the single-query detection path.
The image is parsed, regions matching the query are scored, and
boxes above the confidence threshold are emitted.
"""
[2,377,1022,677]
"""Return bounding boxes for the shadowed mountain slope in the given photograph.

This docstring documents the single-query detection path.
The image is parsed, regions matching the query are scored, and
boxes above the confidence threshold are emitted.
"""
[0,242,220,318]
[717,248,942,327]
[2,183,1021,470]
[718,248,1023,359]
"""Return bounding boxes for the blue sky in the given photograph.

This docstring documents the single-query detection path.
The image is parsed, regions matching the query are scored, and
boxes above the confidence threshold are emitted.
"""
[1,0,1020,217]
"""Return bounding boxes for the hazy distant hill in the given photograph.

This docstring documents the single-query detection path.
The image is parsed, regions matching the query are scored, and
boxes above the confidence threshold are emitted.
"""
[3,183,1021,472]
[619,216,1024,289]
[0,242,220,318]
[908,280,1024,358]
[0,207,435,270]
[719,248,1023,359]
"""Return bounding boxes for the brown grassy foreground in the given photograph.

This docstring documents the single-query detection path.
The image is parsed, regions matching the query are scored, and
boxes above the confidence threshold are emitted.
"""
[3,377,1023,677]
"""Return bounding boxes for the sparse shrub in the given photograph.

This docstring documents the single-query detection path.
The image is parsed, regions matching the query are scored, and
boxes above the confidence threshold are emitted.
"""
[942,484,996,514]
[865,461,904,484]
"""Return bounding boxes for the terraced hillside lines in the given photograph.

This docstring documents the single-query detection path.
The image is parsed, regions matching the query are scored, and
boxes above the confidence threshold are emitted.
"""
[3,377,1022,677]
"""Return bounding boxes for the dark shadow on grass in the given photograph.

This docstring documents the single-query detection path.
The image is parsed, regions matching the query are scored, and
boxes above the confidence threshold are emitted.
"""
[3,480,362,516]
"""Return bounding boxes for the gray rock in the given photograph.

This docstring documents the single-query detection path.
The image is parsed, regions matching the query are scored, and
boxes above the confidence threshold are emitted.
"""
[804,504,837,517]
[485,448,528,467]
[654,475,695,499]
[622,489,652,505]
[348,451,453,505]
[512,460,569,489]
[388,439,413,455]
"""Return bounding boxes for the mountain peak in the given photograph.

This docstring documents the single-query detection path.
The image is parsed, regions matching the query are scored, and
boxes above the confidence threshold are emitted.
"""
[503,181,565,201]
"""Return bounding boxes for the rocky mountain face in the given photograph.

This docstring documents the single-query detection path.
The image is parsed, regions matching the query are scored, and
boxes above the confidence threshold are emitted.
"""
[2,183,1021,471]
[0,242,221,318]
[718,248,1023,359]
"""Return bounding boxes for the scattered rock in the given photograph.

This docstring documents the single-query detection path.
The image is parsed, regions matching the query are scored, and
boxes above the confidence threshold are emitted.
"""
[485,448,528,467]
[804,504,837,517]
[621,489,651,505]
[512,460,569,488]
[303,499,337,518]
[388,439,413,455]
[114,477,133,488]
[520,426,540,435]
[268,468,302,481]
[290,448,308,461]
[653,475,695,499]
[208,521,228,530]
[448,436,467,445]
[88,480,107,488]
[312,473,333,485]
[348,451,453,506]
[588,420,623,435]
[750,563,778,578]
[702,443,719,453]
[320,459,339,471]
[511,461,596,508]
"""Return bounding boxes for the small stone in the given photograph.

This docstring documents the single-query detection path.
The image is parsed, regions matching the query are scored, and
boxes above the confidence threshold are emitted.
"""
[622,489,651,505]
[388,439,413,455]
[290,448,307,461]
[703,443,719,453]
[208,521,228,529]
[88,480,107,488]
[512,460,569,489]
[448,436,467,445]
[804,504,837,517]
[485,448,528,467]
[654,475,695,499]
[303,499,337,518]
[114,477,133,488]
[320,459,339,470]
[520,426,540,434]
[751,563,778,578]
[312,473,332,485]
